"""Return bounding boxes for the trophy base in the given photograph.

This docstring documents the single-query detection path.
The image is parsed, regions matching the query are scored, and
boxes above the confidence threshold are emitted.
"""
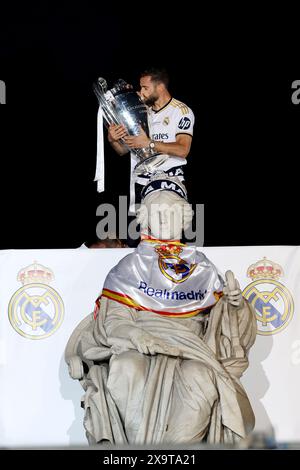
[133,154,169,177]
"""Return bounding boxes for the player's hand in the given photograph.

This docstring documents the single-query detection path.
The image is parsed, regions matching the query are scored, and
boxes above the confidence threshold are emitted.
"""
[123,126,150,149]
[108,124,128,143]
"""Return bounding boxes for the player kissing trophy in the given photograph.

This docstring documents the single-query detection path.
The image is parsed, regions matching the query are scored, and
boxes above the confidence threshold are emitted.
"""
[93,77,169,191]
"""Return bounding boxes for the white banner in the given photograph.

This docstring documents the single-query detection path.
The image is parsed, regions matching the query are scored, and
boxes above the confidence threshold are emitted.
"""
[0,246,299,447]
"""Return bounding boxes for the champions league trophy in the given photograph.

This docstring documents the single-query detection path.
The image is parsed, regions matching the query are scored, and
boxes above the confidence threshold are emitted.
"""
[93,77,168,176]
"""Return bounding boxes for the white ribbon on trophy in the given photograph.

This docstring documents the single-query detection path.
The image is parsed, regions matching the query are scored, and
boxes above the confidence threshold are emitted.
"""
[94,105,105,193]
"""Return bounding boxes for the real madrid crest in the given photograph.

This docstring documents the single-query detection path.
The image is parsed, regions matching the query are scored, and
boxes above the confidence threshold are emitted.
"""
[155,244,196,284]
[242,257,294,335]
[8,261,64,340]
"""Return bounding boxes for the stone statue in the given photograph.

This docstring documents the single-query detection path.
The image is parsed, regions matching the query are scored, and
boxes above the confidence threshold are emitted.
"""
[65,174,257,446]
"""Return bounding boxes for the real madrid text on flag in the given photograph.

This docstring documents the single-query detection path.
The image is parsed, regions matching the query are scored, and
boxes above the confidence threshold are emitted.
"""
[0,246,299,446]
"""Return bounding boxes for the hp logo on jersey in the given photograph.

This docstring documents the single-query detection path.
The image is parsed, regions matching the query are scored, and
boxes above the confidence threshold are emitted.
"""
[178,117,191,130]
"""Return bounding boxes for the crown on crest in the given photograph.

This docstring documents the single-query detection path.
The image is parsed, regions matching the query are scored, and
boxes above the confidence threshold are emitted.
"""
[17,261,54,285]
[155,244,183,257]
[247,257,283,280]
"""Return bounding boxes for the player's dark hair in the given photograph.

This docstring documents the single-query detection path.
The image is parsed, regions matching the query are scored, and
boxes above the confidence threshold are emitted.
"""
[140,67,169,88]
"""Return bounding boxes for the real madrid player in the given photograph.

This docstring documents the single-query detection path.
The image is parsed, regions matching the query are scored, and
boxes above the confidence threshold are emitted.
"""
[107,67,195,213]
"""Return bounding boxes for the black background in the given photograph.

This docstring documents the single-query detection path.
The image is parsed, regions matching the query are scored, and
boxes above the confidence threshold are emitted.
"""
[1,3,300,461]
[0,4,299,248]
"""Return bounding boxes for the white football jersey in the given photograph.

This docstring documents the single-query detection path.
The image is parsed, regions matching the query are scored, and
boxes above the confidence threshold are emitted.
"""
[129,97,194,213]
[130,97,195,174]
[148,97,195,171]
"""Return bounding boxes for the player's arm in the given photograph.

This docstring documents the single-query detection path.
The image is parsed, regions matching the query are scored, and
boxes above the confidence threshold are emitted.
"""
[152,134,192,158]
[108,124,130,156]
[123,129,192,158]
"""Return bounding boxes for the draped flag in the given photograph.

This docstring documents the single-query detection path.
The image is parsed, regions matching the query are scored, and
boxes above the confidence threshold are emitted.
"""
[102,240,223,317]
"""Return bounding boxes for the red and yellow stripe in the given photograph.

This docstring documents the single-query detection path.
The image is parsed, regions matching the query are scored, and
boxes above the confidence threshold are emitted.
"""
[101,288,220,318]
[141,238,186,247]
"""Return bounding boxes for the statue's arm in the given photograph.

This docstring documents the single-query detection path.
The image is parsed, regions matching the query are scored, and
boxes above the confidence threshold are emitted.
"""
[104,299,179,356]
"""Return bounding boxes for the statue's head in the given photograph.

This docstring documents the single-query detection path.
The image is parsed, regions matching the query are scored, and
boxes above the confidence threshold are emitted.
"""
[136,174,193,241]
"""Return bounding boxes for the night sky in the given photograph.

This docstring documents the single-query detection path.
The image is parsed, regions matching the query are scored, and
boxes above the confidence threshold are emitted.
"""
[0,4,299,248]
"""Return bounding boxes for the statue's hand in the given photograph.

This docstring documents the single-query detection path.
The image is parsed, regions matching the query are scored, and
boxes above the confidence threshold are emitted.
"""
[223,270,243,307]
[129,328,179,356]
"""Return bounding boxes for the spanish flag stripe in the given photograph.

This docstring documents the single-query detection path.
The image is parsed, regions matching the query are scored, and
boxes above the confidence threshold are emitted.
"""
[142,239,186,246]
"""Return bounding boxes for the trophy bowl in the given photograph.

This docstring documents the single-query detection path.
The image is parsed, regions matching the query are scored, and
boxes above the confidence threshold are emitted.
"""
[93,77,168,176]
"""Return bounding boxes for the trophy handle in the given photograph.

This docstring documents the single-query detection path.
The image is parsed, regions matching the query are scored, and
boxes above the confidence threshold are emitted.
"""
[97,77,108,92]
[93,78,107,102]
[93,79,120,128]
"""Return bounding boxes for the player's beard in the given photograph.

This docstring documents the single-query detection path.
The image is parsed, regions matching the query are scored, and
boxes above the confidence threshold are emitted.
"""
[143,92,159,107]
